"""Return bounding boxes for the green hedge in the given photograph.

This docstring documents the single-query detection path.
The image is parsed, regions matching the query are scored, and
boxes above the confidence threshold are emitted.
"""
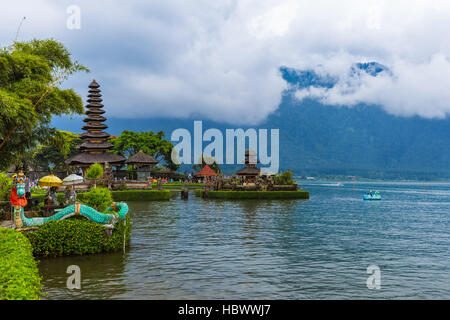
[24,216,131,258]
[195,190,310,199]
[31,193,65,203]
[33,190,172,202]
[109,190,171,201]
[0,228,42,300]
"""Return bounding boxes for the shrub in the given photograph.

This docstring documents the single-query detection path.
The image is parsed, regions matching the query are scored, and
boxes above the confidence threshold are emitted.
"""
[80,187,113,212]
[273,170,294,185]
[0,172,12,201]
[24,215,131,257]
[85,163,103,187]
[0,228,42,300]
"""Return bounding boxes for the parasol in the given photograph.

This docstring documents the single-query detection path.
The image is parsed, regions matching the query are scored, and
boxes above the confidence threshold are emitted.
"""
[62,174,84,206]
[39,174,62,216]
[39,174,63,187]
[62,174,84,186]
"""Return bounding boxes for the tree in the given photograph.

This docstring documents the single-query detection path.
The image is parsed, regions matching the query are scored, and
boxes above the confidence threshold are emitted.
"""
[32,130,81,172]
[81,187,112,212]
[85,163,103,188]
[0,39,88,170]
[112,130,179,171]
[0,172,12,201]
[274,170,294,185]
[192,154,222,174]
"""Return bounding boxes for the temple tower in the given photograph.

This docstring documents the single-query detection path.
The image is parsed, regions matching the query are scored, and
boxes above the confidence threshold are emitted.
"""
[65,80,125,172]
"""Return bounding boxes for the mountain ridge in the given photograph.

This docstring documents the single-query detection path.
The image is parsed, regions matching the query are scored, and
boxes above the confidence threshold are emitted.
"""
[53,63,450,179]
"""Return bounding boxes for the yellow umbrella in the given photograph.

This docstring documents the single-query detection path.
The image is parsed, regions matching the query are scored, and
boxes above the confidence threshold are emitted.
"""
[39,174,63,216]
[39,174,63,187]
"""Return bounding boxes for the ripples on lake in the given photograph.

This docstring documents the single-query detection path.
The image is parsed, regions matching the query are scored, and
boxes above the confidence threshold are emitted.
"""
[38,181,450,299]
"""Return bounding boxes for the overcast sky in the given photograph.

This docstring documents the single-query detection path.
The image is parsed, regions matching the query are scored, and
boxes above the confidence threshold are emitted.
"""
[1,0,450,124]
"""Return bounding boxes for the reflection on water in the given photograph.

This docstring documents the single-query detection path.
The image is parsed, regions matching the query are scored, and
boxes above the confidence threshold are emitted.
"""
[39,182,450,299]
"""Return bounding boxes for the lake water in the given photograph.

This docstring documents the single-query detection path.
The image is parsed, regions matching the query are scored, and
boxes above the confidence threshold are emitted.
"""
[38,181,450,299]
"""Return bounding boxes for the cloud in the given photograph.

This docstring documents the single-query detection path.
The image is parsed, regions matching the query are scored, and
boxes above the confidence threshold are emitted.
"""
[295,54,450,118]
[1,0,450,123]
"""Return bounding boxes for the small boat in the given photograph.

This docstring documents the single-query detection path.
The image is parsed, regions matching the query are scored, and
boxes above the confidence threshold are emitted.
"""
[363,191,381,200]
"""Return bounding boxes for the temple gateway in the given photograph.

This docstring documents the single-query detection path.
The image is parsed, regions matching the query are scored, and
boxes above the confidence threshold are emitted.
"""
[65,80,125,175]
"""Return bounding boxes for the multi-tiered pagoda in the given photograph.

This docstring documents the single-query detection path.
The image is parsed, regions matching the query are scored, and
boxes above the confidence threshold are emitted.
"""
[234,150,261,182]
[66,80,125,173]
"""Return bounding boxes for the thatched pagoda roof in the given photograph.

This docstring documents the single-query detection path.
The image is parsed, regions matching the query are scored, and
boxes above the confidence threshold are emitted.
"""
[81,123,108,130]
[235,166,261,176]
[125,151,159,165]
[83,116,107,122]
[65,152,125,165]
[195,165,217,177]
[153,168,182,177]
[85,109,105,115]
[79,132,110,139]
[79,141,114,150]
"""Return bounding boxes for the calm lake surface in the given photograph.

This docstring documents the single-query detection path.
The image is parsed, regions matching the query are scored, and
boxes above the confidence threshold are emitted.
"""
[38,181,450,299]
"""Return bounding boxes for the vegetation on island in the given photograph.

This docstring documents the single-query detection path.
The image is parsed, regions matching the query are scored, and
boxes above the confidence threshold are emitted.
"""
[273,170,294,185]
[0,228,42,300]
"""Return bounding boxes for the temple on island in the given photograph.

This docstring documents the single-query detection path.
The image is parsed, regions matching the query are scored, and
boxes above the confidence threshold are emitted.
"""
[65,80,125,175]
[234,150,260,182]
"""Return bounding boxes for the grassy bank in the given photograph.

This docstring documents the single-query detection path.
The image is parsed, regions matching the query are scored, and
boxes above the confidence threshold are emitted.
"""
[24,215,131,257]
[0,228,42,300]
[195,190,310,200]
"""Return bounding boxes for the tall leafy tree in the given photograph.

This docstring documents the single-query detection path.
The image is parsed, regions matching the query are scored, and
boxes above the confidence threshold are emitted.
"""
[0,39,88,170]
[32,130,81,172]
[112,130,179,171]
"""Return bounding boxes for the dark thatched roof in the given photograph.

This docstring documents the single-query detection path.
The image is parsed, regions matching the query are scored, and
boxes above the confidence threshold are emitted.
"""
[153,168,182,177]
[87,97,103,103]
[82,123,108,130]
[80,132,110,139]
[83,116,106,122]
[85,109,105,115]
[65,152,125,165]
[79,141,114,150]
[89,79,100,88]
[125,151,159,165]
[235,166,261,176]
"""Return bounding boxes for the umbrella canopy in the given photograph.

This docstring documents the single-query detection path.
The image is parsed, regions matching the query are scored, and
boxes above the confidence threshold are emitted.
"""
[62,174,84,186]
[39,174,63,187]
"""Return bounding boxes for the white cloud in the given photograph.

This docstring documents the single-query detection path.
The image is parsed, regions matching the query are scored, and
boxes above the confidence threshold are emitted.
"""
[1,0,450,123]
[295,54,450,118]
